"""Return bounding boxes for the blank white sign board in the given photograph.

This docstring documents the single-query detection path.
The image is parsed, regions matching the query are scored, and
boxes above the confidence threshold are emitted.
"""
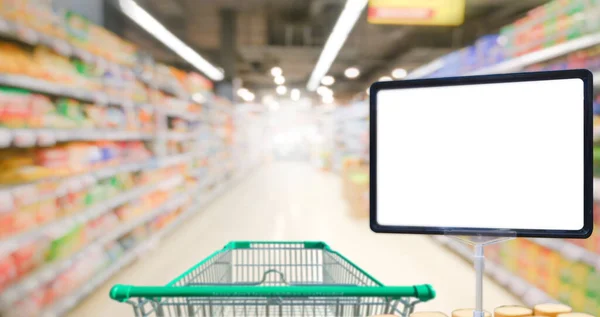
[370,70,593,238]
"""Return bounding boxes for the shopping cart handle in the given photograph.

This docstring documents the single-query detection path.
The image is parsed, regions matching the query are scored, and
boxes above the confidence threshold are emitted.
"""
[110,284,435,302]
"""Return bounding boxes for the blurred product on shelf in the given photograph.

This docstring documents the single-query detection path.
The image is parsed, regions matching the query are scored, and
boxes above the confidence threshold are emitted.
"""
[0,141,151,184]
[0,1,255,316]
[418,0,600,78]
[341,158,369,219]
[486,232,600,316]
[499,0,600,58]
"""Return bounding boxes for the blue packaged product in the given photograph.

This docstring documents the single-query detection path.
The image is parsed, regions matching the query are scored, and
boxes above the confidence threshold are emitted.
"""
[475,35,499,68]
[593,102,600,116]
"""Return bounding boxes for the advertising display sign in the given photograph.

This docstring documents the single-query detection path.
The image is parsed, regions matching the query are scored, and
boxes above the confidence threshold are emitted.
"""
[370,70,593,238]
[368,0,466,26]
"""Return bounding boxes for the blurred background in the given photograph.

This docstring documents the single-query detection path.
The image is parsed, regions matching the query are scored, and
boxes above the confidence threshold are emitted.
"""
[0,0,599,316]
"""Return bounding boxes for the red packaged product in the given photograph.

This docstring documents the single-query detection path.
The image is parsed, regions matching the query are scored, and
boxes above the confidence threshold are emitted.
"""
[11,239,46,278]
[0,252,17,292]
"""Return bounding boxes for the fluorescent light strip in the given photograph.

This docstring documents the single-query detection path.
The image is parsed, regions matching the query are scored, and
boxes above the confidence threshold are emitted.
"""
[119,0,224,81]
[306,0,368,91]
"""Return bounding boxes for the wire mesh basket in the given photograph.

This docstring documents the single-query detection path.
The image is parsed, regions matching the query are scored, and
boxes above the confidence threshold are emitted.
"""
[110,241,435,317]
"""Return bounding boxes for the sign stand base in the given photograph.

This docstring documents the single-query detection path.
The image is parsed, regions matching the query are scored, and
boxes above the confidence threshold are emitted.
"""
[447,233,516,317]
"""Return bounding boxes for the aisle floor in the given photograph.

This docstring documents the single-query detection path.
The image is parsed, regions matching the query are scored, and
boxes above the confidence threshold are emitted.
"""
[70,162,521,317]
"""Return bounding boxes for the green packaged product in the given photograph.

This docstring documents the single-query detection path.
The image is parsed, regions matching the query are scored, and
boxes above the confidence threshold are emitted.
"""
[46,225,84,262]
[55,98,86,127]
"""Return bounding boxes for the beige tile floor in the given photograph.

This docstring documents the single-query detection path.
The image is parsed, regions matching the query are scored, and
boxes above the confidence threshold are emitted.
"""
[68,162,520,317]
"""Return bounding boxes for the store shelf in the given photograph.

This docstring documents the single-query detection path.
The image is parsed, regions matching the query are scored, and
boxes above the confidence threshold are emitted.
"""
[406,59,445,80]
[163,108,203,121]
[0,74,137,107]
[0,151,191,211]
[39,172,245,317]
[0,17,129,74]
[528,238,600,271]
[0,159,152,209]
[155,152,194,168]
[166,131,197,141]
[40,237,144,317]
[432,236,557,307]
[468,32,600,76]
[2,175,184,260]
[0,186,189,310]
[0,128,152,148]
[407,33,600,80]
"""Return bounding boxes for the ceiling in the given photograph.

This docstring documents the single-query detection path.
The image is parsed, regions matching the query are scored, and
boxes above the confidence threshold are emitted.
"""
[115,0,550,101]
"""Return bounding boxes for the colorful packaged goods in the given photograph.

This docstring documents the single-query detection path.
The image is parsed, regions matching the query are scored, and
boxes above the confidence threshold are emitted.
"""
[63,11,137,66]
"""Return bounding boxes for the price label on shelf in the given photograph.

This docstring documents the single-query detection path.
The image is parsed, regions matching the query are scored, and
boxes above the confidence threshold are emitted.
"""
[523,289,546,308]
[78,130,94,140]
[0,18,10,34]
[11,184,37,206]
[81,175,97,187]
[23,278,40,293]
[55,130,70,142]
[96,57,108,70]
[16,26,38,44]
[51,39,72,56]
[74,48,94,64]
[0,191,14,213]
[0,128,12,147]
[509,278,528,297]
[37,130,56,147]
[561,242,585,261]
[94,92,108,105]
[68,178,84,192]
[122,100,134,108]
[95,167,116,180]
[55,183,68,197]
[39,268,56,283]
[109,62,121,76]
[14,130,36,147]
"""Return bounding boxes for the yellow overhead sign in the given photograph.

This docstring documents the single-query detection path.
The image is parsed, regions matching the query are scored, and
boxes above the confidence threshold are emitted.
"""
[368,0,466,26]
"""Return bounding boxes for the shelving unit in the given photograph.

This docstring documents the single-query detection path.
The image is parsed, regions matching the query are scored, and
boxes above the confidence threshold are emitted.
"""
[38,169,247,317]
[432,236,557,307]
[366,2,600,314]
[0,6,260,317]
[468,32,600,76]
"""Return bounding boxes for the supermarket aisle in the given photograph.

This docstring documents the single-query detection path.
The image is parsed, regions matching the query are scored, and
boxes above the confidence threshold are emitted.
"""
[70,162,520,317]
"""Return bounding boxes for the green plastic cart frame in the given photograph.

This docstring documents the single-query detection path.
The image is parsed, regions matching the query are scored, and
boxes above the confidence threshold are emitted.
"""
[110,241,435,316]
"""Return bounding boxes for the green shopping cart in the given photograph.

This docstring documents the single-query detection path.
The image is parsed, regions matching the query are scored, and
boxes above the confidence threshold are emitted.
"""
[110,241,435,317]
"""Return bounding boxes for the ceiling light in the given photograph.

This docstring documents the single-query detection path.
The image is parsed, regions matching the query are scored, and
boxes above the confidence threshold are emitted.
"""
[119,0,223,81]
[322,95,334,104]
[344,67,360,79]
[237,88,249,97]
[274,75,285,85]
[321,75,335,86]
[317,86,333,97]
[276,85,287,95]
[291,89,300,101]
[244,92,255,102]
[391,68,407,79]
[306,0,368,91]
[379,76,392,81]
[271,67,283,77]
